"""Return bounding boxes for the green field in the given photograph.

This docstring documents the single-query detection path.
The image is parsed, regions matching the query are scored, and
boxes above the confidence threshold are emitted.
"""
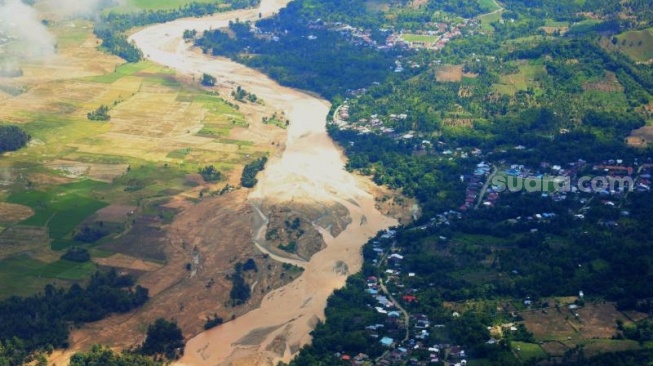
[7,181,109,239]
[478,9,502,32]
[478,0,501,13]
[568,19,602,34]
[0,255,97,298]
[512,342,548,361]
[616,27,653,62]
[103,0,224,13]
[493,62,545,96]
[401,34,439,43]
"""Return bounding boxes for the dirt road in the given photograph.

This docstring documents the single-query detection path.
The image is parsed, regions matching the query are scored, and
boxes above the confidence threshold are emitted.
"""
[130,1,397,365]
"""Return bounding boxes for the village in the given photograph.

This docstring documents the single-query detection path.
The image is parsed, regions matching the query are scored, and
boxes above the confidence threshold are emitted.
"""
[460,158,652,213]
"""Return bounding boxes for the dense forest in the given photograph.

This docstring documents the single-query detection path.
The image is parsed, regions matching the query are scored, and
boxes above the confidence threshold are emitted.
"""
[196,0,399,99]
[0,270,148,365]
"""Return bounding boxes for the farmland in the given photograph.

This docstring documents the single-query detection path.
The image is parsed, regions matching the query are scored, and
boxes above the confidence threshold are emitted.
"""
[0,16,284,300]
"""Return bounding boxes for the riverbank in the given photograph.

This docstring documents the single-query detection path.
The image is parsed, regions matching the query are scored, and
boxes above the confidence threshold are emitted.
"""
[129,1,398,364]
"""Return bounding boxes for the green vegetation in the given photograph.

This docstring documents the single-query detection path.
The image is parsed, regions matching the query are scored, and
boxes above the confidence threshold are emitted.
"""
[61,247,91,262]
[278,241,297,253]
[201,72,216,86]
[0,270,148,364]
[70,345,164,366]
[140,318,184,360]
[204,313,224,330]
[615,27,653,62]
[86,105,111,121]
[229,262,251,305]
[0,125,30,153]
[231,85,257,102]
[198,164,222,182]
[240,156,267,188]
[94,0,260,62]
[183,29,198,39]
[8,182,109,243]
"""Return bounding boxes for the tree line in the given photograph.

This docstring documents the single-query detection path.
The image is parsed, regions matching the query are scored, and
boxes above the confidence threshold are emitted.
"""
[0,269,148,365]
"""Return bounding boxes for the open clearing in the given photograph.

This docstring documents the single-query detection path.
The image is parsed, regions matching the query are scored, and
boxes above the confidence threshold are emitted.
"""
[436,64,463,83]
[616,27,653,62]
[519,302,644,358]
[494,62,545,95]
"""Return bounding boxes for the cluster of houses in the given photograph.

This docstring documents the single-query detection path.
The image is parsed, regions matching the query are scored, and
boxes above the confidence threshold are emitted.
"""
[459,161,492,211]
[470,158,653,211]
[331,104,411,138]
[301,17,476,54]
[394,19,476,51]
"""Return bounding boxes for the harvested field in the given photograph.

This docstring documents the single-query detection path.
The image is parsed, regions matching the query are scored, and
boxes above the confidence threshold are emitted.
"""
[95,204,137,222]
[573,303,630,339]
[629,126,653,144]
[436,64,463,83]
[520,308,578,341]
[46,160,129,182]
[581,339,641,357]
[0,202,34,223]
[0,226,49,259]
[94,253,163,271]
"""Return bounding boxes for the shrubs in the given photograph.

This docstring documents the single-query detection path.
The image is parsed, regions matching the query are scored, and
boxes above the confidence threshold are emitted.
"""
[203,314,224,330]
[87,105,111,121]
[201,73,216,86]
[241,156,268,188]
[61,247,91,262]
[140,318,184,360]
[229,262,251,305]
[198,165,221,182]
[0,125,30,153]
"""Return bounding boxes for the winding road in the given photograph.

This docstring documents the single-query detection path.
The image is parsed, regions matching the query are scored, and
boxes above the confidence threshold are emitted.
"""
[130,1,397,365]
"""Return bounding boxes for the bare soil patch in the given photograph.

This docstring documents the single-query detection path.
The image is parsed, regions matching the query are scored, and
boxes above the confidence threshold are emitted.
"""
[629,126,653,144]
[95,204,137,222]
[70,189,299,353]
[436,64,463,83]
[26,173,74,187]
[408,0,427,9]
[573,303,629,339]
[46,160,129,182]
[0,226,49,259]
[94,253,163,271]
[0,203,34,223]
[520,308,577,341]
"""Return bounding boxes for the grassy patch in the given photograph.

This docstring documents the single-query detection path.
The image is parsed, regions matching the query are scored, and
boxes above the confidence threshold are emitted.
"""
[493,62,545,95]
[616,27,653,62]
[513,341,548,361]
[478,0,500,12]
[568,19,602,34]
[401,34,439,43]
[0,255,96,298]
[105,0,225,13]
[7,181,109,241]
[84,62,150,83]
[478,10,502,32]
